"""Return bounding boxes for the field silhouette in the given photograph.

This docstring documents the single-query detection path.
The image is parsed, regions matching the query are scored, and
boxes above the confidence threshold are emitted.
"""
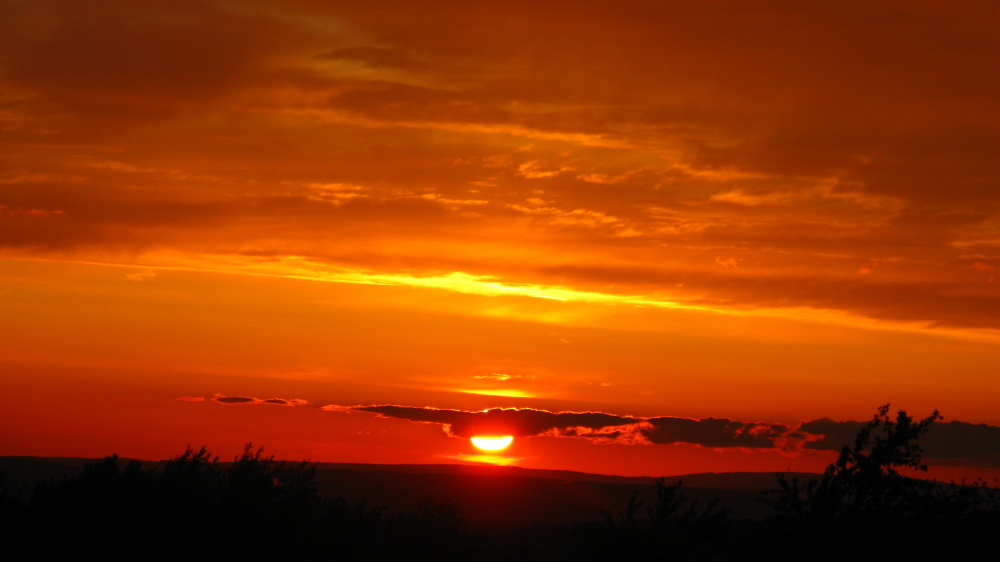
[2,406,997,561]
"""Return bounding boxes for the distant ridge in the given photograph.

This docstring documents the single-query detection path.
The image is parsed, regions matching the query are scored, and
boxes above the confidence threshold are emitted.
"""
[2,455,817,490]
[0,456,818,525]
[311,462,818,492]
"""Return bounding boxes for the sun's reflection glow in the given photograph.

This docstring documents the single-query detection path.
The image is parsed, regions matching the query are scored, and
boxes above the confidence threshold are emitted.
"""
[447,453,520,466]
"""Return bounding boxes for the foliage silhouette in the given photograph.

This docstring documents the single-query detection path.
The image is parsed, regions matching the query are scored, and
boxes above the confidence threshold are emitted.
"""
[573,478,731,561]
[1,443,484,561]
[764,404,940,518]
[0,469,27,543]
[2,419,997,562]
[760,405,1000,561]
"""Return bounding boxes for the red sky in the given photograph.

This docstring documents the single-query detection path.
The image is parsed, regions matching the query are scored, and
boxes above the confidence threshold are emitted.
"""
[1,0,998,478]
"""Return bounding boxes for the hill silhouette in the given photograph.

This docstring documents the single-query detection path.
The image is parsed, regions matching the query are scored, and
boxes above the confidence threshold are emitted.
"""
[0,456,789,526]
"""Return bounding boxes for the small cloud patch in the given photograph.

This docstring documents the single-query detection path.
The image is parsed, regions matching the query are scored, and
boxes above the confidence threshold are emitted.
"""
[211,394,310,406]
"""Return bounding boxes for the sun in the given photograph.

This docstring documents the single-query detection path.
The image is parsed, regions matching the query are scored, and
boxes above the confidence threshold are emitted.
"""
[470,435,514,451]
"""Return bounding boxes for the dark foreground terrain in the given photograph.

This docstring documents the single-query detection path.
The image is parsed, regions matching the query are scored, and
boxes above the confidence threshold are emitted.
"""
[2,408,998,561]
[0,456,783,526]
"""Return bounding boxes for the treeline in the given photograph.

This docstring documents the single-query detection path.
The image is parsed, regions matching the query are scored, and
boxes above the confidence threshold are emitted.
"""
[0,445,480,561]
[1,406,997,561]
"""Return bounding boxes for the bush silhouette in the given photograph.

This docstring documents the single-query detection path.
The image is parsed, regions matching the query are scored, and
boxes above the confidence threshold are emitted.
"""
[573,478,730,561]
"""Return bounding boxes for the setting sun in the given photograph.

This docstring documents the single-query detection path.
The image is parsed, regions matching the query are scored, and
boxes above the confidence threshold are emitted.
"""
[470,436,514,452]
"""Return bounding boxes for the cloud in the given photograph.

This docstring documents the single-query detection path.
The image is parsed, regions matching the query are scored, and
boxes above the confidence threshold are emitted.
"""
[337,404,1000,467]
[213,395,257,405]
[505,204,623,229]
[320,404,362,412]
[211,394,309,406]
[261,398,310,406]
[642,417,791,449]
[353,405,637,439]
[1,0,998,334]
[344,405,795,450]
[473,373,534,381]
[800,418,1000,467]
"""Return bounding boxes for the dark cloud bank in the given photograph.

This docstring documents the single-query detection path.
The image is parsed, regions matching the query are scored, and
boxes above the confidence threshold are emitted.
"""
[347,405,1000,468]
[801,418,1000,468]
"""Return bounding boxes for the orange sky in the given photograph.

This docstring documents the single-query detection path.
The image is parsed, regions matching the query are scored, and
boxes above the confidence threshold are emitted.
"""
[1,0,998,478]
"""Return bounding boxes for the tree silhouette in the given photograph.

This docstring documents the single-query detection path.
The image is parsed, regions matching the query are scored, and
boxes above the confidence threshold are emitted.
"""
[761,405,1000,561]
[764,404,944,518]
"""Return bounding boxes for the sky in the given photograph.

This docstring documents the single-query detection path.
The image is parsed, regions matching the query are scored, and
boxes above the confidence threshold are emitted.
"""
[1,0,998,478]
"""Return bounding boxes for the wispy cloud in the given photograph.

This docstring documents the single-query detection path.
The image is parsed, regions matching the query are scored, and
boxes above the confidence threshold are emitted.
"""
[2,0,995,336]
